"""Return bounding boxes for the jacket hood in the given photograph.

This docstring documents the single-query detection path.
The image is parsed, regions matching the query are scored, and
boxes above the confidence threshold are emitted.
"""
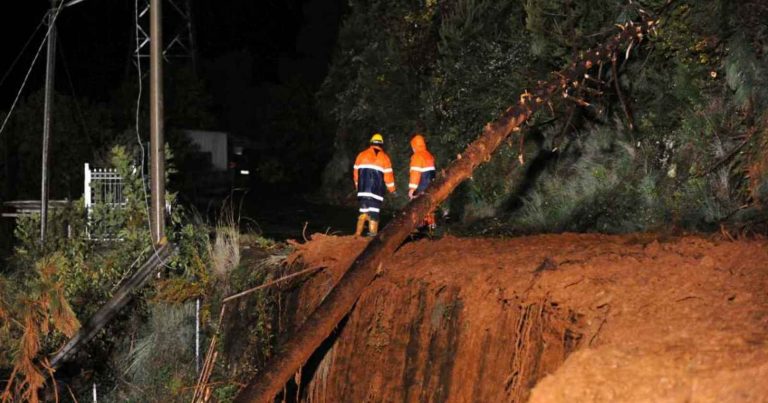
[410,134,427,152]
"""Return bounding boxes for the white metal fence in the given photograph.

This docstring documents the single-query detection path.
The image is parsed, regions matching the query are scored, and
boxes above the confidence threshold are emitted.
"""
[84,163,126,240]
[84,163,125,208]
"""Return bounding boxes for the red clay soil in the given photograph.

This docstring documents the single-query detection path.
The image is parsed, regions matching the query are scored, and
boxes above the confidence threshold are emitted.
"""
[281,233,768,402]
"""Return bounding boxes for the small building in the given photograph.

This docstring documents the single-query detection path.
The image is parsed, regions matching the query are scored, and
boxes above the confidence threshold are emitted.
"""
[184,130,229,171]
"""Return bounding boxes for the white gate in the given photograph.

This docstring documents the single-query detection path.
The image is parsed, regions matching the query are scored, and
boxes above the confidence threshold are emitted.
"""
[84,163,125,240]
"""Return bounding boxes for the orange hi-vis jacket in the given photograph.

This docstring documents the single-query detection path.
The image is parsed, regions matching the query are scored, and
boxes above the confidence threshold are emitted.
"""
[409,135,435,193]
[353,145,396,200]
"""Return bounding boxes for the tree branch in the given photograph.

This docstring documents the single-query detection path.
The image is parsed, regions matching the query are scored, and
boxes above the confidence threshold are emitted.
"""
[611,51,635,131]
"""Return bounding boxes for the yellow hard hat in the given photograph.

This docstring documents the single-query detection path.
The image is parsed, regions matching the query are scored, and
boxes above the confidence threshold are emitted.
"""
[370,133,384,144]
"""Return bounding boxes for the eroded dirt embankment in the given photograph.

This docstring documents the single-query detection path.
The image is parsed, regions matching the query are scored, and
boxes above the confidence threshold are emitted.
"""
[282,233,768,402]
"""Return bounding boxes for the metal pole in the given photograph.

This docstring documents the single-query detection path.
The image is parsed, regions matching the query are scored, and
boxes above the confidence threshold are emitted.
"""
[150,0,165,244]
[41,0,59,243]
[195,298,200,373]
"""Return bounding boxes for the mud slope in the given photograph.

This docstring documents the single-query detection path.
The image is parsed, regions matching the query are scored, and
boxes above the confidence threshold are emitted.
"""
[284,233,768,402]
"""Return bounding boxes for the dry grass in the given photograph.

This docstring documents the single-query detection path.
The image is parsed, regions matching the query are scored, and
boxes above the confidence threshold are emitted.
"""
[208,205,241,282]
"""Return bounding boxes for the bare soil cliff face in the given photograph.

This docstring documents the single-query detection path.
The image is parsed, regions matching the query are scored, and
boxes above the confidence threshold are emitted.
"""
[282,233,768,402]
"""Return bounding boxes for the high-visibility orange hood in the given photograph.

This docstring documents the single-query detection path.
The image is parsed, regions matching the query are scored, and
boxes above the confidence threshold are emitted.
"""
[410,134,427,152]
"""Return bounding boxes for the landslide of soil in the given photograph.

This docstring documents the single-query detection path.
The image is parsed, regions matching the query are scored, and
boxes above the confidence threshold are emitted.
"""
[282,233,768,402]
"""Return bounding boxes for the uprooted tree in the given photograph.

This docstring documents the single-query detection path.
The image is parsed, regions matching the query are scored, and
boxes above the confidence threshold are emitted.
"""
[234,16,658,402]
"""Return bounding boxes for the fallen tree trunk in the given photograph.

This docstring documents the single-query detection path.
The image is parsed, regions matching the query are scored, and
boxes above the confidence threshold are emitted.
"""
[235,19,656,403]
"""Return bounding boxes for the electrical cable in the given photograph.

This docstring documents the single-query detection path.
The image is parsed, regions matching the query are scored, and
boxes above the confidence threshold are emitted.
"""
[57,32,93,146]
[0,12,47,89]
[0,1,66,140]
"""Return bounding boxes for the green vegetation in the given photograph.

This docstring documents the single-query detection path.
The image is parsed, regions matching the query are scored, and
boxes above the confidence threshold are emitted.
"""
[0,64,215,258]
[320,0,768,234]
[0,145,200,400]
[0,146,288,401]
[0,147,284,401]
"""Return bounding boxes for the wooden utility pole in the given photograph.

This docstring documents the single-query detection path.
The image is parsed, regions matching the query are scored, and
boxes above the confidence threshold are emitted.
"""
[49,244,175,367]
[234,19,656,403]
[48,0,177,373]
[150,0,166,244]
[40,0,59,243]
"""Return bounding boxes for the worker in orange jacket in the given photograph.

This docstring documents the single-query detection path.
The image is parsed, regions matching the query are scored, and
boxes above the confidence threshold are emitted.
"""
[353,133,396,236]
[408,134,437,231]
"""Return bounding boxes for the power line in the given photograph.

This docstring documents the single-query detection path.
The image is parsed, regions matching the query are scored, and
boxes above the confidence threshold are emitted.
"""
[0,1,66,140]
[135,0,150,231]
[57,32,93,146]
[0,12,47,90]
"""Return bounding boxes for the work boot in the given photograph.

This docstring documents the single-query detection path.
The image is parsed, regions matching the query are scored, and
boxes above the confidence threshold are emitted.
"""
[368,220,379,236]
[355,214,368,236]
[421,213,436,236]
[425,213,436,228]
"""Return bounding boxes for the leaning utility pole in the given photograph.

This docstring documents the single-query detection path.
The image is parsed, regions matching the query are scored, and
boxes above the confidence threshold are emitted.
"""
[40,0,59,243]
[150,0,165,244]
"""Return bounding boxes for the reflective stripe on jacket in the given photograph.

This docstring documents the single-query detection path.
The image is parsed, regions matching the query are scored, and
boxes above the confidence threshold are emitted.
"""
[409,135,435,193]
[354,145,395,198]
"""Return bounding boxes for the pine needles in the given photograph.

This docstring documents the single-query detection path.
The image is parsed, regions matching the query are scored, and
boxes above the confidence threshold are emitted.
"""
[1,255,80,403]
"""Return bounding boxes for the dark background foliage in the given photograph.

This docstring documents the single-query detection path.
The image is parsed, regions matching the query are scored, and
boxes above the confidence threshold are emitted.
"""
[318,0,768,234]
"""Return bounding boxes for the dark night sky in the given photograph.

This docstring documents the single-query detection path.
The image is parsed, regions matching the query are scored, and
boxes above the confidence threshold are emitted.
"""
[0,0,343,108]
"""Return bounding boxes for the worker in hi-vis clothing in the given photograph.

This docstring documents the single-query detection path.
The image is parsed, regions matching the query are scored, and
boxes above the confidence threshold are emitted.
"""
[408,134,437,231]
[353,133,396,236]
